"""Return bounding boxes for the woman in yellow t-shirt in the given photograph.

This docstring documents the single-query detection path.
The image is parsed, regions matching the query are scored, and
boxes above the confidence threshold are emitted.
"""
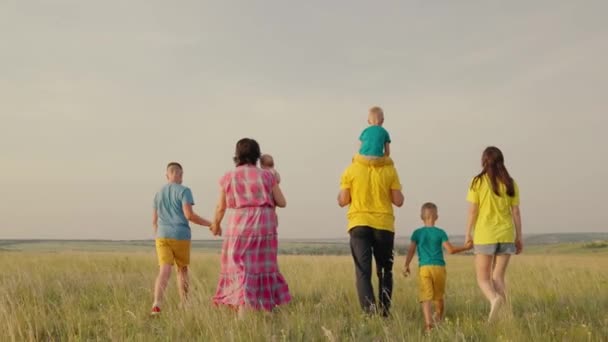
[465,146,523,323]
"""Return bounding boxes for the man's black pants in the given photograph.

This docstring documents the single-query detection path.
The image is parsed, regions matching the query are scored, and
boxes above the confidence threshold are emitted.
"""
[349,226,395,316]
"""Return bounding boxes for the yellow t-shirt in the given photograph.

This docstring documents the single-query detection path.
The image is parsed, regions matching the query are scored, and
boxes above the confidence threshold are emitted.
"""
[467,175,520,244]
[340,155,402,232]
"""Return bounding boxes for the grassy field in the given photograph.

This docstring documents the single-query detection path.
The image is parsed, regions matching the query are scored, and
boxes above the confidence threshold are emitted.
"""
[2,232,607,255]
[1,245,607,342]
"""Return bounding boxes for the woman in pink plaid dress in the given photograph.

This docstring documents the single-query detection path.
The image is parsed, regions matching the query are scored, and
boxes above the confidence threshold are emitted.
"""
[211,138,291,316]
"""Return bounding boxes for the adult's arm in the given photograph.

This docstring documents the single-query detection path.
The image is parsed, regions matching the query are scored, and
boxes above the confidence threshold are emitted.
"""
[337,189,351,207]
[183,203,212,227]
[275,171,281,185]
[512,205,523,254]
[389,165,404,207]
[272,184,287,208]
[465,203,479,243]
[391,189,404,207]
[211,188,227,236]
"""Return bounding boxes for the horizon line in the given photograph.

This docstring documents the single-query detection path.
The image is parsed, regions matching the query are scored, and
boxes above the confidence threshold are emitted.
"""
[1,232,606,242]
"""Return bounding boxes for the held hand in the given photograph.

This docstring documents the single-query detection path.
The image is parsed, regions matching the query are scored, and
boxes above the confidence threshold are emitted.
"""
[210,223,222,237]
[465,234,473,246]
[465,240,474,250]
[515,237,523,254]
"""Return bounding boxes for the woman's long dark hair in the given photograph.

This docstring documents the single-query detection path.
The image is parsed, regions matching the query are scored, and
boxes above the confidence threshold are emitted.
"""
[472,146,515,197]
[233,138,261,166]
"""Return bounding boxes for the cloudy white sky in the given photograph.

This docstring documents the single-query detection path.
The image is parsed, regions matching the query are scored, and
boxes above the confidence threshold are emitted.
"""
[1,1,607,239]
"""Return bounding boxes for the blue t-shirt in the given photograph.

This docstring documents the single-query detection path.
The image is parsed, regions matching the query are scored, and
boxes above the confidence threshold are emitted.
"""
[359,125,391,157]
[411,226,449,266]
[153,183,195,240]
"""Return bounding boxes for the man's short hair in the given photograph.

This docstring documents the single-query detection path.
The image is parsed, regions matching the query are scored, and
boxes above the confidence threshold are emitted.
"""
[421,202,438,219]
[166,162,183,173]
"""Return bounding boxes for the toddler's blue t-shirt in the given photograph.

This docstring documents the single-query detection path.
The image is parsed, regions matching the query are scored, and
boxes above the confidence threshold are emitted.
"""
[359,125,391,157]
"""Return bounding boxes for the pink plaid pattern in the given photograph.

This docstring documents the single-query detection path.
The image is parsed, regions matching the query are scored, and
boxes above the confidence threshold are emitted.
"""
[213,165,291,311]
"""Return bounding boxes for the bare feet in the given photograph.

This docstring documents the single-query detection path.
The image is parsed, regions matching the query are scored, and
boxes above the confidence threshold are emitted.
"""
[488,296,504,323]
[433,312,444,325]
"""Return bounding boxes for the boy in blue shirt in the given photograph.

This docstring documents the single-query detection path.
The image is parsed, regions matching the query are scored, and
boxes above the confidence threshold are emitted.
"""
[404,203,472,332]
[359,106,391,158]
[150,162,215,316]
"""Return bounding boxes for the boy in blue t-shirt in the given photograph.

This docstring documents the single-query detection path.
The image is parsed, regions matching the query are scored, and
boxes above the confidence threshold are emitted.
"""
[150,162,215,316]
[359,106,391,158]
[404,203,472,332]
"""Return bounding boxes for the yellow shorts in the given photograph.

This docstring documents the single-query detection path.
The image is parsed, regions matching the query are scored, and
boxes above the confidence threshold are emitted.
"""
[155,239,191,268]
[418,266,447,302]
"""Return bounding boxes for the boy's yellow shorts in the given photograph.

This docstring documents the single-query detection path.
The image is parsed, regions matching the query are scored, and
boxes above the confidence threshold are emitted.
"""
[155,239,191,268]
[418,266,447,302]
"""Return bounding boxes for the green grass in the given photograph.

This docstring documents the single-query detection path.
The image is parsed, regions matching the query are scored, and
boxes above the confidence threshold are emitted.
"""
[525,241,608,255]
[3,237,607,256]
[1,250,607,341]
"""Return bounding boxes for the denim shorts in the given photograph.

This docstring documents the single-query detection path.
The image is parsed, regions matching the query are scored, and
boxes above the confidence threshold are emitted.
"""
[474,243,516,255]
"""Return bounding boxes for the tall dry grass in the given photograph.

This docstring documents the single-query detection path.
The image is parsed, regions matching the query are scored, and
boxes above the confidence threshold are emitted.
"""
[0,252,606,341]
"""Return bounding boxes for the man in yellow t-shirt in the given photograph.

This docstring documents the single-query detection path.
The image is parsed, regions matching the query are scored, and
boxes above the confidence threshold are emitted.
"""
[338,154,405,316]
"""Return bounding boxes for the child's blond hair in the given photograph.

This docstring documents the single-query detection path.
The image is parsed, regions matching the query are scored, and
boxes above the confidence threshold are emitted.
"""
[420,202,438,220]
[260,154,275,168]
[368,106,384,125]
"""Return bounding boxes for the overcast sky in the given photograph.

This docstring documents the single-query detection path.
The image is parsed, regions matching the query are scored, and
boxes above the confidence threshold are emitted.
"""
[1,1,607,240]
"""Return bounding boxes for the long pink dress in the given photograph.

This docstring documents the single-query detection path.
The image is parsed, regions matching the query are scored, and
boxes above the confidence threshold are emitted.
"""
[212,165,291,311]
